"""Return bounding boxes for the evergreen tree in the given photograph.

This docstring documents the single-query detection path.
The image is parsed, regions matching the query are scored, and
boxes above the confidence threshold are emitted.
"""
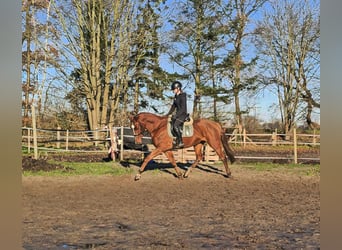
[130,0,169,114]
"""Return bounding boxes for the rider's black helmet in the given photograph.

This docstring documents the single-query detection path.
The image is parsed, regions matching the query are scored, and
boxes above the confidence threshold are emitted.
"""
[171,81,182,90]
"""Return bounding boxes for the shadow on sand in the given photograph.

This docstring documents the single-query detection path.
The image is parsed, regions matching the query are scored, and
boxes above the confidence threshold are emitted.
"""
[119,160,227,178]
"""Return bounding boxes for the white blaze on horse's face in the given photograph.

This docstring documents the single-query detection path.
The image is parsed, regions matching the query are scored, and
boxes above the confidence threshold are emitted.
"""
[131,122,139,135]
[132,122,143,144]
[131,123,137,137]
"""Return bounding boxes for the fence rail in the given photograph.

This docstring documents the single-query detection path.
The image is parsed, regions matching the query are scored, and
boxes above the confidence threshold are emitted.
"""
[22,127,320,164]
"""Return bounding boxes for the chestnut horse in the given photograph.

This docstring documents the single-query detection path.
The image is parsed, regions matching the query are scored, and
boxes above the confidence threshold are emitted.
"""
[129,112,235,181]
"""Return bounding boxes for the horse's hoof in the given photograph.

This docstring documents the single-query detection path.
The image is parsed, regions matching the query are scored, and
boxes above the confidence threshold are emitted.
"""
[134,174,141,181]
[183,168,191,178]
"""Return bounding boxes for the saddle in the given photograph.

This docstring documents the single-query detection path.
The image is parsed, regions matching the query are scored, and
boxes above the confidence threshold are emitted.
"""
[167,114,194,138]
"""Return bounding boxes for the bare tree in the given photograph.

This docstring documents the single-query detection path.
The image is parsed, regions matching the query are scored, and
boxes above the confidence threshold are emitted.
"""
[293,1,320,129]
[255,0,320,133]
[219,0,267,130]
[53,0,138,130]
[22,0,59,127]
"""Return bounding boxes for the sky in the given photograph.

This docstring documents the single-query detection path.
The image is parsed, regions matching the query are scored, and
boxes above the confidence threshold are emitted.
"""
[155,0,320,125]
[25,0,320,126]
[155,1,276,123]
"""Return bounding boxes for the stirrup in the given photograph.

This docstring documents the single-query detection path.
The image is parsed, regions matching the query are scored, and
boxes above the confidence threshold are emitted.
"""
[173,142,184,149]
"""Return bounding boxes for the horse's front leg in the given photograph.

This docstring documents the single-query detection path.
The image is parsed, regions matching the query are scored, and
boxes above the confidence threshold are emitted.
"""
[164,151,183,179]
[135,148,162,181]
[184,144,203,178]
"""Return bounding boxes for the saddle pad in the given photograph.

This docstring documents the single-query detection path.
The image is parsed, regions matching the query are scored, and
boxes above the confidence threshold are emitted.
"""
[167,116,194,138]
[183,123,194,137]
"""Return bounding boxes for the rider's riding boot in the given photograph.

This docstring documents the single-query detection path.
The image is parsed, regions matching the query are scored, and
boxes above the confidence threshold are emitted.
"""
[173,126,184,149]
[177,136,184,148]
[171,123,178,146]
[172,137,179,146]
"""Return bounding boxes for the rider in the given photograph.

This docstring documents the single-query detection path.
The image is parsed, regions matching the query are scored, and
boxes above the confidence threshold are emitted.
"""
[166,81,187,148]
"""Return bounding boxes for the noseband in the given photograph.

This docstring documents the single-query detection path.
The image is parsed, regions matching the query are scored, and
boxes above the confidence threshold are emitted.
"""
[131,118,146,137]
[133,130,145,137]
[132,115,165,136]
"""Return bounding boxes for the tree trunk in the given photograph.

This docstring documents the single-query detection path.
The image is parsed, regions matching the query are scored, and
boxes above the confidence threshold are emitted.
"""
[23,4,32,127]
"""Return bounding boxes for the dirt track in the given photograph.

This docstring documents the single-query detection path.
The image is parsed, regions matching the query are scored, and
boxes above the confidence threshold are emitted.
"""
[22,164,320,249]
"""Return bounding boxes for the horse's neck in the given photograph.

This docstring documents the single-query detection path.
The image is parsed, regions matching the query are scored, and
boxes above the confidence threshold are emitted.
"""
[143,115,166,133]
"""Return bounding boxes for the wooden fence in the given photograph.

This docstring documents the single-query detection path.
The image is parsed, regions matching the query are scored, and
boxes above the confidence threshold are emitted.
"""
[147,144,220,164]
[22,126,320,164]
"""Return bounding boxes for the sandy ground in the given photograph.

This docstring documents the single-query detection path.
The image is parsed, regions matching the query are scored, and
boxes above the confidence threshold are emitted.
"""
[22,164,320,249]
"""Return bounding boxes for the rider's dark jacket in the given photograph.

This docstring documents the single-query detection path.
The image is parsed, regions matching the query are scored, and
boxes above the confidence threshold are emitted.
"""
[167,92,187,122]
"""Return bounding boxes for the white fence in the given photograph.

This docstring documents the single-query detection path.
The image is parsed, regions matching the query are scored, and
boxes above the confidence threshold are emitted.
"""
[22,127,320,164]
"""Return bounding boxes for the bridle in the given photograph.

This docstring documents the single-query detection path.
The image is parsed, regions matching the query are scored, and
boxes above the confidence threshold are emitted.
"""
[131,120,146,137]
[131,114,164,136]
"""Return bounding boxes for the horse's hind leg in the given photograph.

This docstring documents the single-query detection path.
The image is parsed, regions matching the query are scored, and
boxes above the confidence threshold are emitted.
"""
[184,144,203,178]
[207,138,231,178]
[164,151,183,178]
[222,158,231,178]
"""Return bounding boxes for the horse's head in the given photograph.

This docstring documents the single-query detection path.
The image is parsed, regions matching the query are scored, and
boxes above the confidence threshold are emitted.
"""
[129,113,145,144]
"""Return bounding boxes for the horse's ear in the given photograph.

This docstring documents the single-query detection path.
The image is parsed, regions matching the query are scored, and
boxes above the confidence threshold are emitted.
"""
[128,111,136,121]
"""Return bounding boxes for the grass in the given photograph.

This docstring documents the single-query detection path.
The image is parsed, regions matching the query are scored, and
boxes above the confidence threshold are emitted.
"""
[233,162,320,176]
[22,160,320,177]
[22,147,320,177]
[22,161,134,177]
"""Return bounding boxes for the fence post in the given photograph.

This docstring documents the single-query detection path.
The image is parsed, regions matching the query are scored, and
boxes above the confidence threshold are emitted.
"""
[94,129,99,147]
[27,128,31,153]
[66,129,69,151]
[243,128,246,148]
[272,129,277,146]
[120,126,124,161]
[56,126,61,149]
[31,105,38,159]
[293,128,298,164]
[313,129,317,145]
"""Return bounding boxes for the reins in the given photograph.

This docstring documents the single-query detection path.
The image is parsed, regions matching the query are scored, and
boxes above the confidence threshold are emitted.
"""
[133,131,145,137]
[134,115,166,136]
[148,119,165,134]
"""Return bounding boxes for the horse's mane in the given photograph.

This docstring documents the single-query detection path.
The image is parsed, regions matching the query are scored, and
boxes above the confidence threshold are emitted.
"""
[138,112,168,120]
[138,112,163,117]
[136,112,169,125]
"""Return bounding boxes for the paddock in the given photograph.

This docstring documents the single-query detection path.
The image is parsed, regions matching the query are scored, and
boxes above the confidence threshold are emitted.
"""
[22,164,320,249]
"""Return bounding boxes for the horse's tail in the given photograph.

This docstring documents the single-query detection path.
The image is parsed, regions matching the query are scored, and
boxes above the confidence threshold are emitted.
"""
[221,130,236,164]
